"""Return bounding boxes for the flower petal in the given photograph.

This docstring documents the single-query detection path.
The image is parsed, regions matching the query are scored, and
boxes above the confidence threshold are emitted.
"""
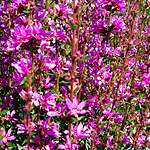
[66,98,73,109]
[73,96,79,107]
[7,128,12,136]
[78,101,86,110]
[7,135,16,141]
[47,111,61,117]
[79,110,87,114]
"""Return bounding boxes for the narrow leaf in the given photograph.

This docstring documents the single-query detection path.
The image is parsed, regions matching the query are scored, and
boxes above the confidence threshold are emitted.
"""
[69,22,76,30]
[20,76,28,86]
[79,56,91,63]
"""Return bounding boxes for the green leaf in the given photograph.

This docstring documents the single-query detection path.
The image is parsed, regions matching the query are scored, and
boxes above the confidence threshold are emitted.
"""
[67,47,71,54]
[88,82,91,87]
[103,58,108,63]
[0,110,9,115]
[35,45,41,48]
[61,81,69,83]
[100,130,104,135]
[49,36,54,40]
[23,10,30,14]
[132,12,136,18]
[80,3,90,12]
[131,97,138,101]
[132,127,136,134]
[120,12,125,16]
[20,76,28,86]
[129,46,134,49]
[0,130,3,141]
[144,102,148,108]
[17,144,22,150]
[116,101,129,103]
[107,103,112,108]
[86,77,92,80]
[61,44,64,49]
[79,56,91,63]
[146,7,150,16]
[99,122,107,128]
[78,116,84,121]
[22,139,27,145]
[72,117,78,123]
[78,22,82,26]
[69,22,76,30]
[51,89,56,94]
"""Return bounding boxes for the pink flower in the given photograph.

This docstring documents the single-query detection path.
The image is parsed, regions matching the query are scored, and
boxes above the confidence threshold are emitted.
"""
[47,102,67,117]
[11,57,32,75]
[58,135,79,150]
[47,111,61,117]
[0,128,16,144]
[66,96,86,119]
[111,15,126,31]
[64,124,91,139]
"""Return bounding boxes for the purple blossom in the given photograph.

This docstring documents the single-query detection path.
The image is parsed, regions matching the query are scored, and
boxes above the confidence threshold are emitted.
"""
[0,0,149,149]
[0,128,16,144]
[111,15,126,31]
[66,96,86,119]
[64,124,91,139]
[5,110,17,123]
[97,0,126,9]
[17,121,36,134]
[40,119,61,138]
[91,19,108,34]
[58,135,79,150]
[35,7,47,21]
[11,57,32,75]
[47,102,67,117]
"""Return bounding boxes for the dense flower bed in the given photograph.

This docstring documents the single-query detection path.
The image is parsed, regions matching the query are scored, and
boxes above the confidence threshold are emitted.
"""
[0,0,150,149]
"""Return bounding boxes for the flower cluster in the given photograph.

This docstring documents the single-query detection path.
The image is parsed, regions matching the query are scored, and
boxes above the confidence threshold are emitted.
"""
[0,0,150,149]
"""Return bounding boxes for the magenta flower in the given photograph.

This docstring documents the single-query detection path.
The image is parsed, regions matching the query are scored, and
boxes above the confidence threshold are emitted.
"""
[5,110,17,123]
[31,91,43,107]
[64,124,91,139]
[40,119,61,138]
[0,127,16,144]
[45,137,59,150]
[66,96,86,119]
[97,0,126,9]
[58,135,79,150]
[6,110,15,120]
[47,111,61,117]
[91,19,108,35]
[55,4,73,15]
[16,124,26,134]
[111,15,126,31]
[11,57,32,75]
[47,102,67,117]
[10,24,31,48]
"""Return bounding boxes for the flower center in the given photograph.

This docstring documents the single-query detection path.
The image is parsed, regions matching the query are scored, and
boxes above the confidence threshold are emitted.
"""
[72,109,78,114]
[3,137,7,142]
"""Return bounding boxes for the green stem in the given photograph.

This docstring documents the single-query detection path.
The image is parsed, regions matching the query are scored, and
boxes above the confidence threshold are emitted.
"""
[106,8,112,44]
[9,54,11,88]
[38,107,43,150]
[101,43,130,146]
[8,0,11,89]
[27,2,31,25]
[30,42,36,91]
[91,110,103,150]
[45,0,49,10]
[120,5,144,132]
[78,27,87,103]
[53,1,56,24]
[69,0,77,140]
[55,71,60,94]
